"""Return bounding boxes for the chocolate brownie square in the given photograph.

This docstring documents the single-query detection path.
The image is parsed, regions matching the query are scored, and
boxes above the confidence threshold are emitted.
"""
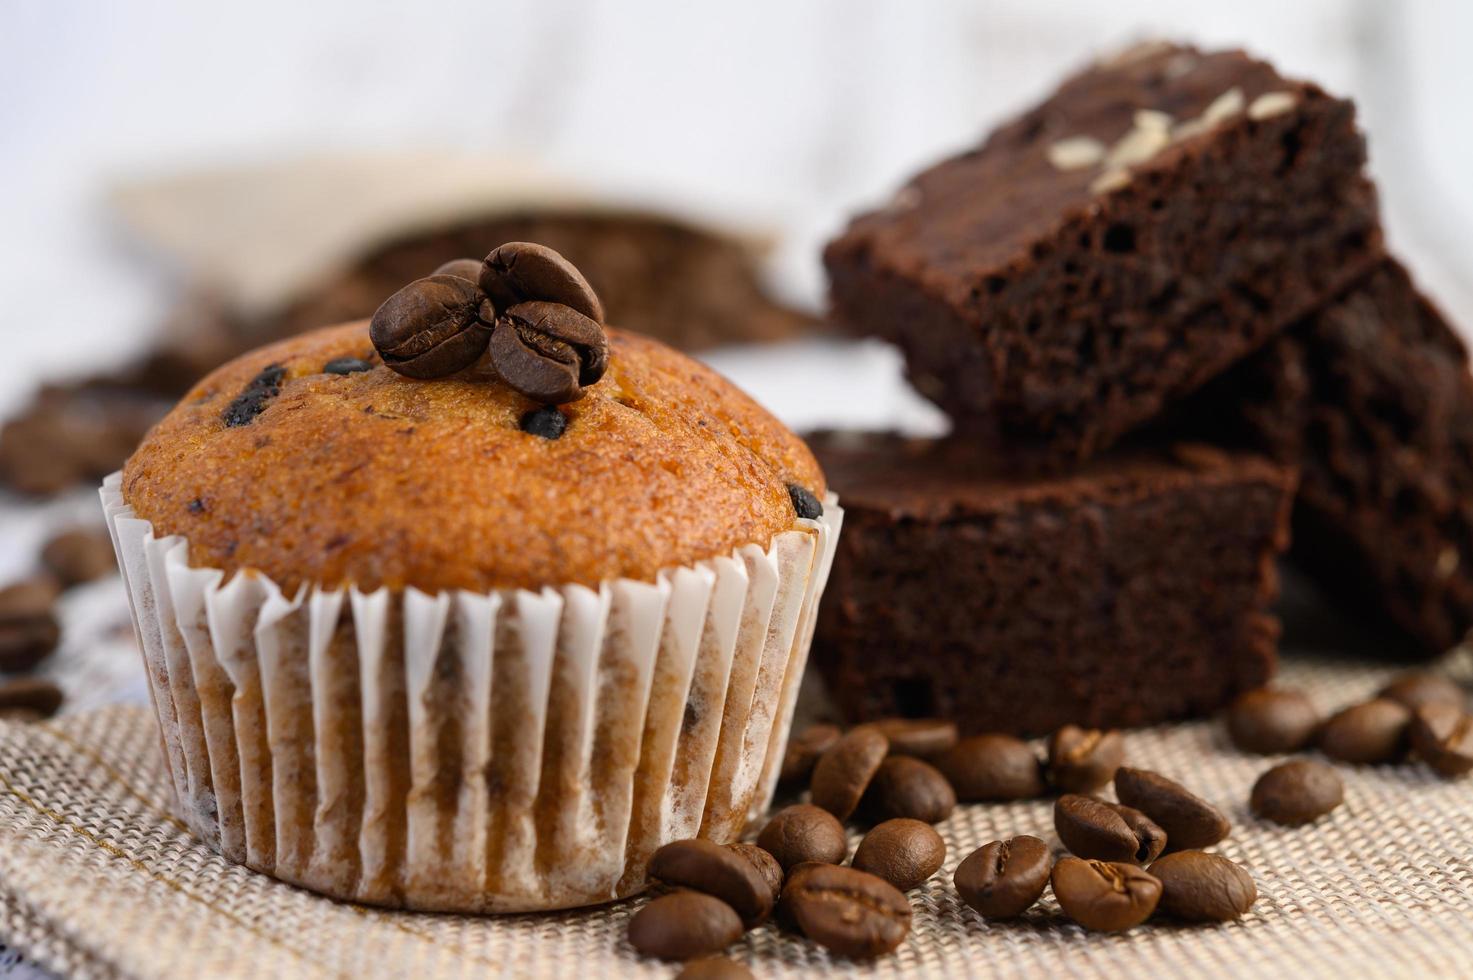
[824,42,1383,459]
[1177,261,1473,655]
[809,434,1295,735]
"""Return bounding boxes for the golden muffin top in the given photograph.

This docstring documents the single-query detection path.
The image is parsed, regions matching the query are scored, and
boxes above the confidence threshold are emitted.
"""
[121,320,825,594]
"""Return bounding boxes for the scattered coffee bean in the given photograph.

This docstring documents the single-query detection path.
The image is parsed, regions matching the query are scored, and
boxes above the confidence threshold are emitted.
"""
[938,734,1044,801]
[370,275,495,380]
[323,356,374,375]
[1050,857,1161,933]
[676,957,754,980]
[859,717,958,758]
[41,528,116,587]
[479,242,605,323]
[851,818,946,891]
[1054,795,1166,865]
[627,891,742,962]
[1378,671,1464,712]
[0,580,61,673]
[1046,725,1125,793]
[1114,767,1230,850]
[1318,698,1412,764]
[648,838,774,927]
[1148,851,1257,922]
[1409,702,1473,777]
[431,257,485,282]
[221,364,287,427]
[779,723,842,785]
[756,804,848,870]
[519,406,568,440]
[860,755,956,824]
[954,835,1052,920]
[0,677,64,719]
[1250,759,1343,826]
[726,842,784,904]
[779,863,912,959]
[811,727,889,820]
[788,484,824,520]
[1225,688,1321,754]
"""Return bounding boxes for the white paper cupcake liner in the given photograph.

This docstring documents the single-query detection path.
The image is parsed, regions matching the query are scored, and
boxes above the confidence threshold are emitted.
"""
[101,473,841,913]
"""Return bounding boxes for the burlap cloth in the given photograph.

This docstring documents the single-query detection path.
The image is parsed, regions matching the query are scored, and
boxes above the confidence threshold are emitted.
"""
[2,654,1472,979]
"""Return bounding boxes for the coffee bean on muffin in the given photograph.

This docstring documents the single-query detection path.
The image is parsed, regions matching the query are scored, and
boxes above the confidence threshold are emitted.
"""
[221,364,286,427]
[939,734,1045,801]
[0,677,65,720]
[0,579,61,673]
[1250,759,1344,825]
[1046,725,1125,793]
[431,257,485,282]
[1114,767,1230,850]
[1148,851,1257,922]
[1225,688,1321,754]
[787,483,824,520]
[41,527,116,587]
[627,891,743,961]
[479,241,605,322]
[851,818,946,891]
[648,839,774,927]
[756,804,848,870]
[1408,702,1473,777]
[860,755,956,824]
[519,406,568,440]
[954,836,1052,920]
[370,276,496,380]
[779,863,912,959]
[725,842,784,904]
[859,717,958,758]
[811,727,889,820]
[1054,795,1166,865]
[1318,698,1413,764]
[779,723,842,785]
[676,957,754,980]
[323,356,374,375]
[1378,671,1465,712]
[496,300,609,389]
[1051,857,1161,932]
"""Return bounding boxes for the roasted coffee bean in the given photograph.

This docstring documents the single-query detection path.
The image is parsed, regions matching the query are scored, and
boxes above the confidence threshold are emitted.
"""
[1379,671,1464,712]
[1148,851,1257,922]
[519,406,568,440]
[726,842,783,903]
[756,804,848,870]
[779,863,912,959]
[1250,759,1343,826]
[648,838,774,927]
[851,818,946,891]
[480,242,605,322]
[954,836,1052,920]
[1046,726,1125,793]
[503,300,609,386]
[1225,688,1321,754]
[488,318,582,404]
[811,727,889,820]
[1114,767,1230,850]
[1318,698,1412,764]
[859,717,958,758]
[0,677,65,719]
[370,275,495,380]
[779,723,842,784]
[1053,795,1166,865]
[1050,857,1161,932]
[938,734,1044,801]
[860,756,956,824]
[676,957,754,980]
[222,364,287,426]
[431,257,485,282]
[1409,702,1473,777]
[41,528,116,587]
[627,891,742,961]
[788,484,824,520]
[323,356,374,375]
[0,580,61,673]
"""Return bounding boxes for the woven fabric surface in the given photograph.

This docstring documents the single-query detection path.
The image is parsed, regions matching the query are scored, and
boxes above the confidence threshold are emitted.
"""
[2,655,1472,980]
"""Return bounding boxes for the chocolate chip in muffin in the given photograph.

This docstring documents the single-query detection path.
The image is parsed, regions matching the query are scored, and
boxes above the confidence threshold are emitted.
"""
[519,406,568,440]
[788,484,823,519]
[221,364,286,427]
[323,356,375,375]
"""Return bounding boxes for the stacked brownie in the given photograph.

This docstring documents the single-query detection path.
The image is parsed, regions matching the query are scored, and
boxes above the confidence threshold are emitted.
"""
[815,41,1471,734]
